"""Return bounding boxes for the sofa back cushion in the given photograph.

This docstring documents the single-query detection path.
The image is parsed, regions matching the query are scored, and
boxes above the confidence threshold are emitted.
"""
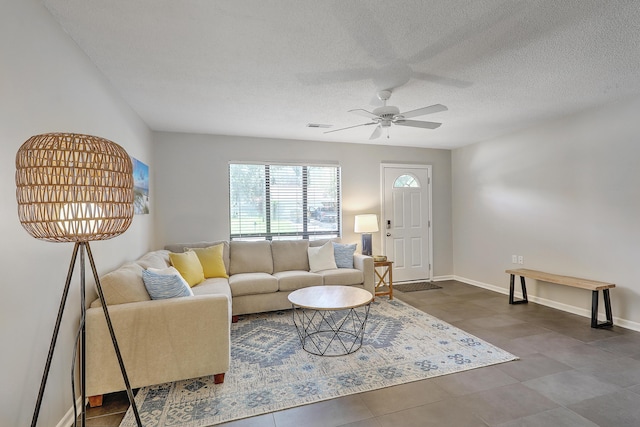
[309,238,340,247]
[230,241,273,275]
[90,262,151,307]
[164,241,230,275]
[136,250,170,270]
[271,240,310,273]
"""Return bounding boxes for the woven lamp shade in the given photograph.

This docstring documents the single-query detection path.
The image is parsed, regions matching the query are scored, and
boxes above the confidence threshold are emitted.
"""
[15,133,134,243]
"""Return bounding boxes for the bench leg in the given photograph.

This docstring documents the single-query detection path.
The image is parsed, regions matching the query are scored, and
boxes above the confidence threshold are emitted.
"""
[509,274,528,305]
[591,289,614,329]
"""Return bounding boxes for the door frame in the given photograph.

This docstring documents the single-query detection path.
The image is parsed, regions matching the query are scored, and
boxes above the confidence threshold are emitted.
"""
[380,163,433,281]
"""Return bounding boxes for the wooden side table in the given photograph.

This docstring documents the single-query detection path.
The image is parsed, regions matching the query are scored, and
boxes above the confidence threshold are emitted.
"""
[373,260,393,300]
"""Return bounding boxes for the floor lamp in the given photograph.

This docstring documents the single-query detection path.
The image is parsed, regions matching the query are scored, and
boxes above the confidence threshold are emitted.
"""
[16,133,142,427]
[354,214,379,256]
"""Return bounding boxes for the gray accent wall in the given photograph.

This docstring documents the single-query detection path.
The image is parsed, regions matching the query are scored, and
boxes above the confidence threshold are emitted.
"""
[452,96,640,328]
[152,133,453,279]
[1,1,154,425]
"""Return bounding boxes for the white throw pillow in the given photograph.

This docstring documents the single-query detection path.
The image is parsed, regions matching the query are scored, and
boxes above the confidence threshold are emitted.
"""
[307,241,338,272]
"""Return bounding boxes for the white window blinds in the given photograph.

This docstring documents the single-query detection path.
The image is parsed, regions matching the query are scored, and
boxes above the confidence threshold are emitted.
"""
[229,163,340,240]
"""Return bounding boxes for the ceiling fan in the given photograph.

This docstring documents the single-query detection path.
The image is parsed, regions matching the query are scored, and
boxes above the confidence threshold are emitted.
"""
[325,90,447,140]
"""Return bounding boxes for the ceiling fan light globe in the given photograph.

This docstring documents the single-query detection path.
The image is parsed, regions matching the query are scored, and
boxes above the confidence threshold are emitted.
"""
[377,90,392,102]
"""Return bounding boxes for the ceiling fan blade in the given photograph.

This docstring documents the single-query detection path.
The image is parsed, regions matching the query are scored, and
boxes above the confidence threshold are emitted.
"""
[348,109,380,119]
[369,125,382,140]
[399,104,448,119]
[324,122,376,134]
[394,120,442,129]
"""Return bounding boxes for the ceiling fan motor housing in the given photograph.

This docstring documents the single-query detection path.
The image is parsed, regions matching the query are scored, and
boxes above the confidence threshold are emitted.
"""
[373,105,400,119]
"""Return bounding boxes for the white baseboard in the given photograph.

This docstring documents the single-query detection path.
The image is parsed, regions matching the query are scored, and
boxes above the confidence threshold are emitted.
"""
[395,276,453,284]
[454,275,640,333]
[432,275,454,282]
[56,397,83,427]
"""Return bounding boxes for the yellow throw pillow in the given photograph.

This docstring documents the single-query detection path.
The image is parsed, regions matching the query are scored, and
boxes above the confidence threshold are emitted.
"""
[187,244,229,279]
[169,251,205,286]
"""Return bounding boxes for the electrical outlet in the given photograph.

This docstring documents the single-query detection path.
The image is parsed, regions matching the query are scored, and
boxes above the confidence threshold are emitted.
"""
[511,255,518,264]
[518,256,524,265]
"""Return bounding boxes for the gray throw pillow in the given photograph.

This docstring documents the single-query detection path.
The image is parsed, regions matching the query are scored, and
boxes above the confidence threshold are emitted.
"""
[142,267,194,300]
[332,242,356,268]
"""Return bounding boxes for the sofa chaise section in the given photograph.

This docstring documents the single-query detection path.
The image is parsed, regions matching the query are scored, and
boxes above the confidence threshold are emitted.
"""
[85,250,231,399]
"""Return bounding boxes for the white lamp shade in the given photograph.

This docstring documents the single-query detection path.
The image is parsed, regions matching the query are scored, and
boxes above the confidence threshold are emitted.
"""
[354,214,379,233]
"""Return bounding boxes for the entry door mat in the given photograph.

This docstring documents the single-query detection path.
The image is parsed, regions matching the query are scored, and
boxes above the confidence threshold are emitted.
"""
[119,298,517,427]
[393,281,442,292]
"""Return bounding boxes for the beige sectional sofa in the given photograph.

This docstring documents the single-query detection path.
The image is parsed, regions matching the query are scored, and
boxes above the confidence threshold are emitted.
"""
[85,239,373,400]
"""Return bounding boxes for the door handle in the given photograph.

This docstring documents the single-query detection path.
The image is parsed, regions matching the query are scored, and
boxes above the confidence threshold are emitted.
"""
[386,233,391,237]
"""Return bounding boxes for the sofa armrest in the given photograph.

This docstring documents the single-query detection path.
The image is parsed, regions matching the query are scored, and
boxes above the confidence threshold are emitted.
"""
[353,253,375,296]
[86,294,230,396]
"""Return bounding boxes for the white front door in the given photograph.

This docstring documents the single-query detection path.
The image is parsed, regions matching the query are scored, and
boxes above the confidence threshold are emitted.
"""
[381,164,432,282]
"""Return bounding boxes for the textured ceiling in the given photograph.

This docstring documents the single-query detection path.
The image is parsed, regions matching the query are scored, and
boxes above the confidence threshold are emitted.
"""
[42,0,640,149]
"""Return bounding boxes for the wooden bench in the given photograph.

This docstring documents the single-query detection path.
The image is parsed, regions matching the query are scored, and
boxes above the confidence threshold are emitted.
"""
[505,268,615,329]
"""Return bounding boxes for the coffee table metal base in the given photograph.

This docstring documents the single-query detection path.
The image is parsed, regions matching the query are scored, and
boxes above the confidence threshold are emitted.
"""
[291,304,370,356]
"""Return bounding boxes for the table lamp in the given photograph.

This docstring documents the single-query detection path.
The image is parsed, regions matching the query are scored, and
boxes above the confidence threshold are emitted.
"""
[354,214,379,256]
[16,133,142,426]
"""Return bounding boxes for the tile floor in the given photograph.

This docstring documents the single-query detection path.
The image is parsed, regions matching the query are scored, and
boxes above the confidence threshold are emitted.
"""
[82,280,640,426]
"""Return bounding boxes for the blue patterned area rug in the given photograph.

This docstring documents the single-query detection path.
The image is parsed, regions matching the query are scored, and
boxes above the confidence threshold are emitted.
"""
[119,298,517,427]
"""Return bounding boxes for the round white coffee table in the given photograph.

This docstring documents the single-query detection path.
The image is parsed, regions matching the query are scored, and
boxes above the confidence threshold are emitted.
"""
[288,286,373,356]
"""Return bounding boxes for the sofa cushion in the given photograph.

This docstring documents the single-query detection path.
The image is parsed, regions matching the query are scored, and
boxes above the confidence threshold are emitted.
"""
[308,241,337,272]
[142,267,194,300]
[169,251,205,286]
[230,241,273,275]
[273,270,323,291]
[164,241,230,274]
[136,250,170,270]
[319,268,364,286]
[191,277,232,298]
[332,242,356,268]
[229,273,278,296]
[187,244,229,278]
[90,262,150,307]
[271,240,310,273]
[191,277,233,318]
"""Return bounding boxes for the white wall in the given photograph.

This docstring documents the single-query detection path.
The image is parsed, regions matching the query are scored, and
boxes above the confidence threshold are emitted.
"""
[0,1,154,425]
[452,96,640,328]
[152,132,453,278]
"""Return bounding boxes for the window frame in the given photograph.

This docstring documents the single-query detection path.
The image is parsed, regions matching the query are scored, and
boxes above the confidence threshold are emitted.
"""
[229,161,341,241]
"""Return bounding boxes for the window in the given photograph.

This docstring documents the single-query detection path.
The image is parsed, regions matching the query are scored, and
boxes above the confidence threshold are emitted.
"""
[393,174,420,188]
[229,163,341,240]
